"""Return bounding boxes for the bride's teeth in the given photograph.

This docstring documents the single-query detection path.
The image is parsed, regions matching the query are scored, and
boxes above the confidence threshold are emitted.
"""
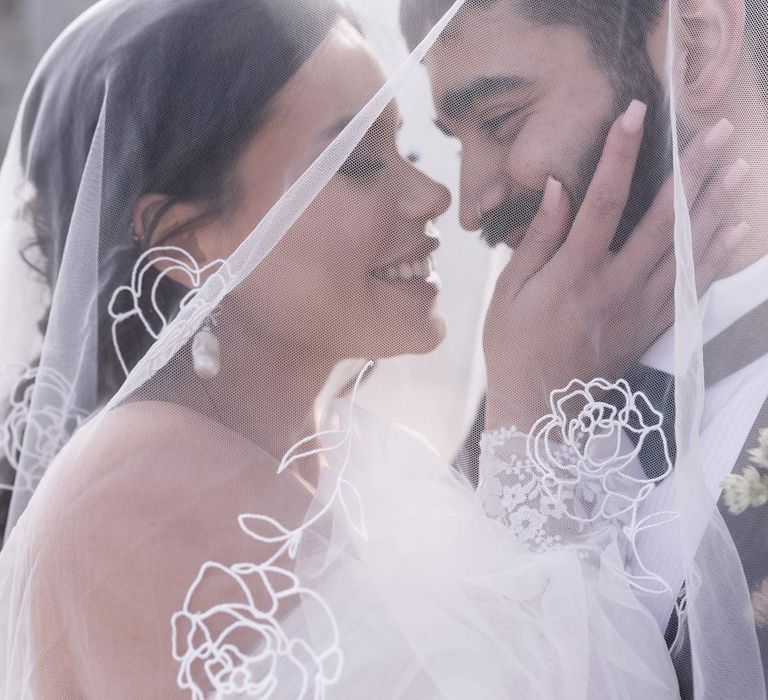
[376,255,436,282]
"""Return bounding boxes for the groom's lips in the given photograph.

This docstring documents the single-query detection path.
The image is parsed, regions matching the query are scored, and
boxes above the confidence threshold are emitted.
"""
[480,191,545,248]
[481,223,528,249]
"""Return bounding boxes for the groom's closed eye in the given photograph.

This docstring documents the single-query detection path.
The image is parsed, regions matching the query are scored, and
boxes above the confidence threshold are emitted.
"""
[434,75,533,141]
[439,75,532,120]
[479,106,528,138]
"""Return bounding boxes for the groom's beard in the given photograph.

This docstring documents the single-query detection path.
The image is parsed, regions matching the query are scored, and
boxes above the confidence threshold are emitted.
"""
[480,190,545,247]
[480,61,670,251]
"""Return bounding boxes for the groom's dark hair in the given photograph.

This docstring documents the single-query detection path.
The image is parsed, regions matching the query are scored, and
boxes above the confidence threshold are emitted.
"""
[400,0,664,61]
[400,0,768,102]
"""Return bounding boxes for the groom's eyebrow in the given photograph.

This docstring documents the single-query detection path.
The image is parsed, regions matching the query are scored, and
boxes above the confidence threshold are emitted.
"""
[439,75,532,119]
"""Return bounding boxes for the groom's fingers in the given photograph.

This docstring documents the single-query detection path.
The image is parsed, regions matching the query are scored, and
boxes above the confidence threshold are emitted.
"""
[616,119,734,279]
[561,100,646,264]
[503,177,571,290]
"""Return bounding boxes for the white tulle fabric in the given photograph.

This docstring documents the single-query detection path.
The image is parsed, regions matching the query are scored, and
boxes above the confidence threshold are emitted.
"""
[479,379,677,595]
[0,0,765,697]
[0,387,680,699]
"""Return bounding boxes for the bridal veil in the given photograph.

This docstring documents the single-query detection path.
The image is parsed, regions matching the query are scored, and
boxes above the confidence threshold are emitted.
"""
[0,0,766,697]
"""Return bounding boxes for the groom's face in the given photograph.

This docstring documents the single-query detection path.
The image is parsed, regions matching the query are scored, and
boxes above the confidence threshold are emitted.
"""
[424,2,669,248]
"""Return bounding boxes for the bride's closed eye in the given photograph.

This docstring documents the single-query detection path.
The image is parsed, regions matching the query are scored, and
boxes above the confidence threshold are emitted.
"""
[337,150,387,181]
[336,107,406,183]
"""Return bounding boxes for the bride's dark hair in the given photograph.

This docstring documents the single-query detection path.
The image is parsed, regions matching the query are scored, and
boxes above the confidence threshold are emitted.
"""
[0,0,349,536]
[18,0,346,403]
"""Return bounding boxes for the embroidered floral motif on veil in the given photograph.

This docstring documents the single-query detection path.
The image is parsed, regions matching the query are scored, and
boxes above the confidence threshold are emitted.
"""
[108,246,225,379]
[172,364,372,700]
[479,378,678,596]
[1,366,88,495]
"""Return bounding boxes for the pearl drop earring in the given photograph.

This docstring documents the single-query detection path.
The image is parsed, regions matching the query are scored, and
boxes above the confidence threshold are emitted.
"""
[192,317,221,379]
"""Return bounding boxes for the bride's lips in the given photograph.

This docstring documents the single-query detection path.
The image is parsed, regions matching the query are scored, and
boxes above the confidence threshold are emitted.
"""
[371,226,441,295]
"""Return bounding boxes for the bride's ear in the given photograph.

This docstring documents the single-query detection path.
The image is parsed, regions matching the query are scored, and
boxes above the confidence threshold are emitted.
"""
[675,0,745,115]
[132,193,223,289]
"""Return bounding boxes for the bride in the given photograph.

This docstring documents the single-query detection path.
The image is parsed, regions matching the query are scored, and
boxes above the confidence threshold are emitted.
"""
[0,0,754,697]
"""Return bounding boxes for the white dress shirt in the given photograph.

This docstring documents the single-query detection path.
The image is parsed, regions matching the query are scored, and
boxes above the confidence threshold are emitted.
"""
[635,251,768,627]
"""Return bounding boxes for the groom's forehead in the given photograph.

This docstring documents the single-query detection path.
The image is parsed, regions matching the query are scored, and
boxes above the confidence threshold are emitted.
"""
[425,12,605,110]
[403,0,665,54]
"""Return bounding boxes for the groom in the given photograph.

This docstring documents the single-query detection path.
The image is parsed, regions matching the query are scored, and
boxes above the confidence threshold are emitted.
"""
[401,0,768,695]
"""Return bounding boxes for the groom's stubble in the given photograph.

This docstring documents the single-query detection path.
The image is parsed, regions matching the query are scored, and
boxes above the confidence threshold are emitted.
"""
[471,38,672,251]
[403,0,675,251]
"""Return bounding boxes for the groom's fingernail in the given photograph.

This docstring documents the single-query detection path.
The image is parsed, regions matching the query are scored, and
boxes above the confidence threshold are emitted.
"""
[542,177,562,214]
[705,118,734,150]
[621,100,647,134]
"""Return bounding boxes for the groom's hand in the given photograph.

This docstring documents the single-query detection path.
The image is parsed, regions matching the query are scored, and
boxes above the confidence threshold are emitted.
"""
[483,101,746,432]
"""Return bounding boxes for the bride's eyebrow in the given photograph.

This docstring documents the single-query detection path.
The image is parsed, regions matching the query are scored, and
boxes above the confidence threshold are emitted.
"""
[320,116,355,142]
[439,75,532,120]
[319,111,397,143]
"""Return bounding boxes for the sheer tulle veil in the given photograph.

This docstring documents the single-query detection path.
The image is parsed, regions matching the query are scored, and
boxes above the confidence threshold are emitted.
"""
[0,0,766,697]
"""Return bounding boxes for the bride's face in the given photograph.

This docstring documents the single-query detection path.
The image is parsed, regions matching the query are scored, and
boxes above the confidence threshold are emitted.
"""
[215,20,452,360]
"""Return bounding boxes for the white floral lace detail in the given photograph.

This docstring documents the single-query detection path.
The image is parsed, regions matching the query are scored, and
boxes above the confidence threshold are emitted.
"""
[2,365,88,495]
[479,426,568,551]
[479,378,678,596]
[108,246,225,378]
[172,363,372,700]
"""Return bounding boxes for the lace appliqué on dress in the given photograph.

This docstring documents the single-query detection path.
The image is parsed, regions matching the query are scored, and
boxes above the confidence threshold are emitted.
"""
[479,426,569,552]
[478,378,679,597]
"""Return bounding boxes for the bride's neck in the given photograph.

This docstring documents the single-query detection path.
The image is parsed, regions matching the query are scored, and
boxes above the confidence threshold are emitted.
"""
[205,317,335,462]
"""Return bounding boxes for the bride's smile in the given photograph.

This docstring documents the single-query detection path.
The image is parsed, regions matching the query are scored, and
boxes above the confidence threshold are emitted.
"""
[370,223,441,292]
[0,0,763,697]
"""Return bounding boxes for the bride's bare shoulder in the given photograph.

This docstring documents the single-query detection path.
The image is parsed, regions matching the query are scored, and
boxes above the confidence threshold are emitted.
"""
[51,400,262,482]
[27,400,282,546]
[19,401,301,698]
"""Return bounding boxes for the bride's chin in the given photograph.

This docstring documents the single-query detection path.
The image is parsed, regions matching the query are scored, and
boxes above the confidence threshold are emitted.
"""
[412,317,446,355]
[375,312,447,358]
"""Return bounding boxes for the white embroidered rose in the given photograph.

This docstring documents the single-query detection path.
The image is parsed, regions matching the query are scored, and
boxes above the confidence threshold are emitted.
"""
[526,378,672,523]
[108,247,224,378]
[172,562,342,700]
[2,367,87,492]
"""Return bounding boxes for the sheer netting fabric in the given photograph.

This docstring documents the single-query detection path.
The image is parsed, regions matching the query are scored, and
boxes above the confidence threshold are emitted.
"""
[0,0,765,697]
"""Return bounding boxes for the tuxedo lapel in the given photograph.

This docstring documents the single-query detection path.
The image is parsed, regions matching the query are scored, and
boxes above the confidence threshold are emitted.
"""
[454,396,485,488]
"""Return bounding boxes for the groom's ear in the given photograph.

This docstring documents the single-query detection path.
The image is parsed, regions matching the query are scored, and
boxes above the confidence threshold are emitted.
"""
[675,0,746,114]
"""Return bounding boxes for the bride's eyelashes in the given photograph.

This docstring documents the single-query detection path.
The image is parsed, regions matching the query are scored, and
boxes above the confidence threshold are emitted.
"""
[337,152,387,182]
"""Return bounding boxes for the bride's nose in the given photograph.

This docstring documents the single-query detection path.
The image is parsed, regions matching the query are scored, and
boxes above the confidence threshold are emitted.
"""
[397,165,451,221]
